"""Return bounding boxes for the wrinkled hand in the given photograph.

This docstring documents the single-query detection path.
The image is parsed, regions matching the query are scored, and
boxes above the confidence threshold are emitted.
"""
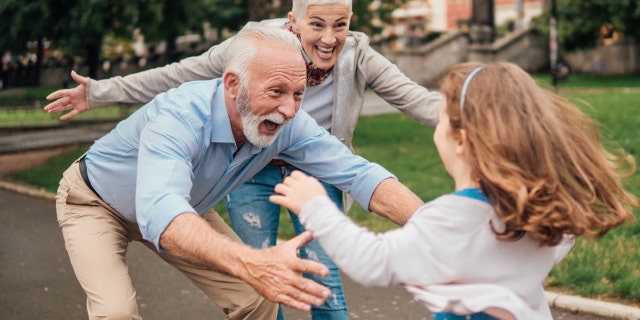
[44,70,89,120]
[270,170,327,214]
[243,231,330,311]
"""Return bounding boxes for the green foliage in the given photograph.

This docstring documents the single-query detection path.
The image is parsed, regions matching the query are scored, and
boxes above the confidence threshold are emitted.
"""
[0,86,59,107]
[532,0,640,52]
[0,0,50,54]
[201,0,249,38]
[11,144,90,192]
[350,0,377,34]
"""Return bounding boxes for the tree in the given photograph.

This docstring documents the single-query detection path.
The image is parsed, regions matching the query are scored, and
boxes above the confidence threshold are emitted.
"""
[201,0,249,40]
[350,0,377,35]
[1,0,144,81]
[534,0,640,52]
[63,0,142,78]
[137,0,217,63]
[0,0,50,85]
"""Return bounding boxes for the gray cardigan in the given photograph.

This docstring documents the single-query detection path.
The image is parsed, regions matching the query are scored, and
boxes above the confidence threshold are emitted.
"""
[86,19,441,149]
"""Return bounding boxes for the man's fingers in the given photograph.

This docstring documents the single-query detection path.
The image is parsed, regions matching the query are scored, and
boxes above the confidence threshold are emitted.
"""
[296,257,329,278]
[274,274,330,310]
[275,280,330,311]
[277,297,312,312]
[286,231,314,250]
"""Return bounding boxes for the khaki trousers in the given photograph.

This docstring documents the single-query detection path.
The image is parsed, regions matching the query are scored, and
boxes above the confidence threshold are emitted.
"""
[55,160,277,320]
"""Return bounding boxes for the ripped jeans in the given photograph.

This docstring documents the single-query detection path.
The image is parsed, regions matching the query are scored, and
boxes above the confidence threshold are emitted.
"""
[226,164,348,320]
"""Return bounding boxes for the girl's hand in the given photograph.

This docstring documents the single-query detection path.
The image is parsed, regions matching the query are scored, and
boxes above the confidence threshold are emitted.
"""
[270,170,327,214]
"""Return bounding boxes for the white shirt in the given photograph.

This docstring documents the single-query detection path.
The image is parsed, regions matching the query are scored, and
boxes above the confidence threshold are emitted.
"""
[298,190,573,319]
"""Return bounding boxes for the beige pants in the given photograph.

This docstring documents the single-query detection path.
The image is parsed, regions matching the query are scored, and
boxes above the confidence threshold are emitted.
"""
[55,160,277,320]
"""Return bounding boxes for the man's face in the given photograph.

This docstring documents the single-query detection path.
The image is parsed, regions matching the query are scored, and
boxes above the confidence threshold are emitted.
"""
[236,44,307,147]
[290,3,351,70]
[236,83,288,147]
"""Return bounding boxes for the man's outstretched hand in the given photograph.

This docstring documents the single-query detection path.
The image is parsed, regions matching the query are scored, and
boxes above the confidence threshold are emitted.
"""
[44,70,89,121]
[241,231,331,311]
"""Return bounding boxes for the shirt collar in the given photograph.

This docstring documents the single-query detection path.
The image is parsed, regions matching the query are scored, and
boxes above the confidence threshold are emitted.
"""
[211,81,263,156]
[211,80,236,144]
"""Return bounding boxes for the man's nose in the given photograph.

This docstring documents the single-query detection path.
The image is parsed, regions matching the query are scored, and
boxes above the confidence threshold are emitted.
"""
[278,97,298,119]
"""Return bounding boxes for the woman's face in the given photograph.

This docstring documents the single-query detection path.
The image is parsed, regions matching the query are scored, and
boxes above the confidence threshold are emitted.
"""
[289,3,351,70]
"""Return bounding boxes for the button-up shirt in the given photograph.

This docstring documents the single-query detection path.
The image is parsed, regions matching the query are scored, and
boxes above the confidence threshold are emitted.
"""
[85,79,394,249]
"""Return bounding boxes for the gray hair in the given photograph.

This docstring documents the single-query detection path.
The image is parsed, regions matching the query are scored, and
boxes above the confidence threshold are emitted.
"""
[224,25,303,87]
[291,0,352,21]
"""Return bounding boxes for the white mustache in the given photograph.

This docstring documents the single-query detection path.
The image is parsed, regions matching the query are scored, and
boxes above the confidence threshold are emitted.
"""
[261,112,291,126]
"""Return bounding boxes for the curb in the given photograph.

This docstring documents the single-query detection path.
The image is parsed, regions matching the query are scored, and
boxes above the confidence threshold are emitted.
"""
[546,292,640,320]
[2,179,640,320]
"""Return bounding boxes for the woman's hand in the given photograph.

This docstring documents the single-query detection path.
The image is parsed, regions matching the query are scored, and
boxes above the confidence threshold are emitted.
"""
[44,70,89,120]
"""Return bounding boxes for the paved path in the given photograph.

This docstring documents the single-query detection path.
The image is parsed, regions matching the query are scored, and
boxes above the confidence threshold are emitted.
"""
[0,91,638,319]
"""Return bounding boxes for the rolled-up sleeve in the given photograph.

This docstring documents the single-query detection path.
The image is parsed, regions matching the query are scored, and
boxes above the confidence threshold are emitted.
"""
[135,107,202,250]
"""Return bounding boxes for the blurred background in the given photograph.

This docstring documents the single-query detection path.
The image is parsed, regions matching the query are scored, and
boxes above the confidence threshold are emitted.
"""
[1,0,638,92]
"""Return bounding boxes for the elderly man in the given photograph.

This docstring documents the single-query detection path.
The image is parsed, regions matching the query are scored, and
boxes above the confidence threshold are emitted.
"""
[56,26,423,319]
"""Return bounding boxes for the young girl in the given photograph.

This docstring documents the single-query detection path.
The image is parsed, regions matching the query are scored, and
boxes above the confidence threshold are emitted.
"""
[270,61,638,320]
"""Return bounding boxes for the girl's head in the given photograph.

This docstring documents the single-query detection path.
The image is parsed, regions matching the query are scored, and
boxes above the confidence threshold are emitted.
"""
[288,0,352,70]
[438,61,637,246]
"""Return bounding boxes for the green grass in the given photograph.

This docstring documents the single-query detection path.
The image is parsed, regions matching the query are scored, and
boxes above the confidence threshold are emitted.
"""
[4,74,640,304]
[0,86,59,106]
[532,73,640,89]
[0,85,139,128]
[0,105,138,128]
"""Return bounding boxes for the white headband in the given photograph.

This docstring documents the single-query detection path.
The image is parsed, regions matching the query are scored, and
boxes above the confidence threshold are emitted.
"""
[460,66,484,113]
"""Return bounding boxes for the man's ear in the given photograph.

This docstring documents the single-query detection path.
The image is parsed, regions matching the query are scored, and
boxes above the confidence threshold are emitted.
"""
[223,72,239,98]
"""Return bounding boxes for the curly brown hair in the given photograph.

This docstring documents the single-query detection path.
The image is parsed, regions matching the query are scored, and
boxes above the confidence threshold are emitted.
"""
[440,61,638,246]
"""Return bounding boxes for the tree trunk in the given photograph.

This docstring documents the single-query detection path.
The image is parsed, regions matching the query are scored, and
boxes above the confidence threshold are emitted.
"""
[86,42,101,79]
[34,36,44,86]
[248,0,268,21]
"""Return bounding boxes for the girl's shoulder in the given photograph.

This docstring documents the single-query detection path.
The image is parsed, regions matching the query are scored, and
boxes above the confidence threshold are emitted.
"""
[414,193,496,227]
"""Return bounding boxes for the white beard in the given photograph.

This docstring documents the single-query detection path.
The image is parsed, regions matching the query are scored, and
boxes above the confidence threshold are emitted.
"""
[237,85,291,148]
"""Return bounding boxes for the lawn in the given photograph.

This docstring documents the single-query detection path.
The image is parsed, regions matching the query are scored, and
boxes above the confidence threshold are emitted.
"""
[3,73,640,304]
[0,86,139,128]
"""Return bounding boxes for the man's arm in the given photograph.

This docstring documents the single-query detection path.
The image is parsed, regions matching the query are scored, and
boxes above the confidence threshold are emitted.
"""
[159,212,331,311]
[368,178,424,225]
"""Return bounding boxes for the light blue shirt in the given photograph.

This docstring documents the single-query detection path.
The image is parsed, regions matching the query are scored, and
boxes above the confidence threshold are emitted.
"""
[85,79,394,249]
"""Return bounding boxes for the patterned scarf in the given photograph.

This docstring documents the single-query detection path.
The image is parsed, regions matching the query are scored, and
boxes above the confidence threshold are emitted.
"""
[284,22,332,87]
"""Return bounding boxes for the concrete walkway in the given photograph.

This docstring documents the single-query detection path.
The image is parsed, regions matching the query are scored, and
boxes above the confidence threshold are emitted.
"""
[1,91,639,319]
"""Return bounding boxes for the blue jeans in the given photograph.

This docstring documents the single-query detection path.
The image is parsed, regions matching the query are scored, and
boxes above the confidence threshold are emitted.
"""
[225,164,348,320]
